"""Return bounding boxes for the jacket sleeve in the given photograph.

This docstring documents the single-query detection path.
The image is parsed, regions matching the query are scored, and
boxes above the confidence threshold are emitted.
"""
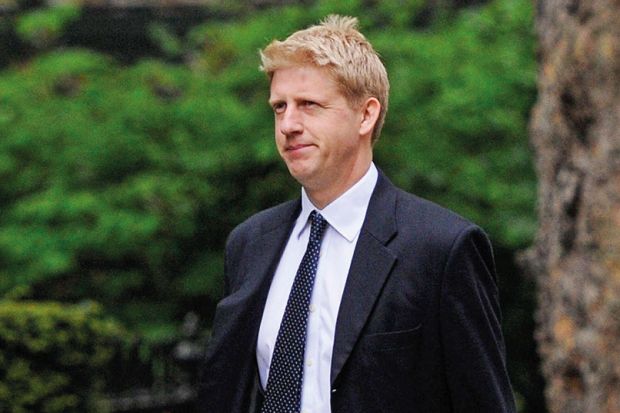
[439,225,516,412]
[195,227,259,413]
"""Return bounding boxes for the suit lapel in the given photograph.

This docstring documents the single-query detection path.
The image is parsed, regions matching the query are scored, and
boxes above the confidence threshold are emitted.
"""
[212,201,299,412]
[331,172,399,385]
[244,200,301,311]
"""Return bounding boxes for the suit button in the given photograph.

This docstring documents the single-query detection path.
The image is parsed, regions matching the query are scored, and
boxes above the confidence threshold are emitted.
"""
[331,388,337,393]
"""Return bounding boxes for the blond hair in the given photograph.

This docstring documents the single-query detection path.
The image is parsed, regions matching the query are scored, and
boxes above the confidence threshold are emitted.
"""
[260,15,389,143]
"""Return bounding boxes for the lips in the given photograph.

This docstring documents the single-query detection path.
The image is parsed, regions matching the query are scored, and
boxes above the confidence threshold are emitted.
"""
[287,143,313,151]
[285,143,316,157]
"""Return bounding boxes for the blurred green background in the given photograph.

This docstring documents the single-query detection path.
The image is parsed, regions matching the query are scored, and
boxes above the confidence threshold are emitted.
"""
[0,0,545,411]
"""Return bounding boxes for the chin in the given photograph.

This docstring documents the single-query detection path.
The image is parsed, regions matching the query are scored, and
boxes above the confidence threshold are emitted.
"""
[288,170,314,187]
[287,164,313,181]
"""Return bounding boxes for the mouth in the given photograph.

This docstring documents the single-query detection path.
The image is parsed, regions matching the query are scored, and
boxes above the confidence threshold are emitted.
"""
[286,143,315,153]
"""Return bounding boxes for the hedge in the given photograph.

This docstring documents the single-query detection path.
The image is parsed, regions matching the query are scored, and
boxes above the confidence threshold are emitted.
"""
[0,300,128,413]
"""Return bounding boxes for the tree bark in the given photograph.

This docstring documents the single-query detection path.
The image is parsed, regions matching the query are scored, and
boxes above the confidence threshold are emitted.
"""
[522,1,620,412]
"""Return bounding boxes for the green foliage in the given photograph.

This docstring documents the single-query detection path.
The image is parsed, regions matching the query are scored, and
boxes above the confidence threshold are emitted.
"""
[0,300,128,412]
[0,0,539,408]
[15,5,81,48]
[0,47,290,345]
[373,0,538,247]
[148,23,184,60]
[0,0,535,343]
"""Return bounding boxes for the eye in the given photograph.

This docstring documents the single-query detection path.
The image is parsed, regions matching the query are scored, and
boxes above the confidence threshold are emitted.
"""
[272,102,286,114]
[301,100,317,108]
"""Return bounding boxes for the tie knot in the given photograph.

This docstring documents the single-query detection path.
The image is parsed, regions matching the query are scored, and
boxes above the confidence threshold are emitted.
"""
[309,211,327,242]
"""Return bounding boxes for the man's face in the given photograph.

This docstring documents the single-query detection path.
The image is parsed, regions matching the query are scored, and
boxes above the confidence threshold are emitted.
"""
[269,65,371,201]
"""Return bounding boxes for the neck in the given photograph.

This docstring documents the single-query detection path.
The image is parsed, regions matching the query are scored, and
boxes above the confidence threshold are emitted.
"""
[305,159,372,210]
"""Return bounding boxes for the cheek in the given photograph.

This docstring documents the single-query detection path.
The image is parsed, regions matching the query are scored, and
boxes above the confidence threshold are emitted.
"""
[274,130,285,148]
[330,126,359,152]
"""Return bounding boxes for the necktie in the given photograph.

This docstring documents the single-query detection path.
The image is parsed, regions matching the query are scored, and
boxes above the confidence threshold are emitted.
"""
[261,211,327,413]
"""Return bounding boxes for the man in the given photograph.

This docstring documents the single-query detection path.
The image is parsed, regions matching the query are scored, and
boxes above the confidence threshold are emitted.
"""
[197,15,516,413]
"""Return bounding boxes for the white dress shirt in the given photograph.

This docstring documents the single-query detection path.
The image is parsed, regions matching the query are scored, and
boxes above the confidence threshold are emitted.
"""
[257,163,378,413]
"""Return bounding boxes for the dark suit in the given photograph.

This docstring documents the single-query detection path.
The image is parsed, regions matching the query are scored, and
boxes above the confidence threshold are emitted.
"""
[197,171,516,412]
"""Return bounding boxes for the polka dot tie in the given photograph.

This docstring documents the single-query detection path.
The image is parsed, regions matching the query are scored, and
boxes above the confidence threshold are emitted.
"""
[261,211,327,413]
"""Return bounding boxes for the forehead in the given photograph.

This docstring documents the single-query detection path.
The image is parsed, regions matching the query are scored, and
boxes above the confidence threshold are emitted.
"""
[269,65,342,100]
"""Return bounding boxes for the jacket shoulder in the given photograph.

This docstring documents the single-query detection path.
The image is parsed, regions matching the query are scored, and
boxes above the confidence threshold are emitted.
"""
[395,188,475,233]
[226,199,300,250]
[388,186,493,262]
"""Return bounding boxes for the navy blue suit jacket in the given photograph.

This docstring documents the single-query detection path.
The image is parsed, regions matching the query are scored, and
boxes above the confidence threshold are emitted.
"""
[197,171,516,412]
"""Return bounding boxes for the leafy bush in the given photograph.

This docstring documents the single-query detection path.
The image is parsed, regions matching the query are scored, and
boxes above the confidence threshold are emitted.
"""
[0,47,289,347]
[15,5,81,49]
[0,0,541,409]
[0,300,128,413]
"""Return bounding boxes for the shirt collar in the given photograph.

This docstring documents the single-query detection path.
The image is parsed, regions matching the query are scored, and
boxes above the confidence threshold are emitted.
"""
[295,163,378,242]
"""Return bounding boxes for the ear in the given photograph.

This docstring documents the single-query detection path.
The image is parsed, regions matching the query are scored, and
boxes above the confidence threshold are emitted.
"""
[358,97,381,138]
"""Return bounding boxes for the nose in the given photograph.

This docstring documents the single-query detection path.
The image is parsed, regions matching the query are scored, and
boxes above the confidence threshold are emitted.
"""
[279,106,303,136]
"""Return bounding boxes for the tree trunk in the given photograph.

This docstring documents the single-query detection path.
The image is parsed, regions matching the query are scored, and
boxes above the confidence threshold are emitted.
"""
[522,1,620,412]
